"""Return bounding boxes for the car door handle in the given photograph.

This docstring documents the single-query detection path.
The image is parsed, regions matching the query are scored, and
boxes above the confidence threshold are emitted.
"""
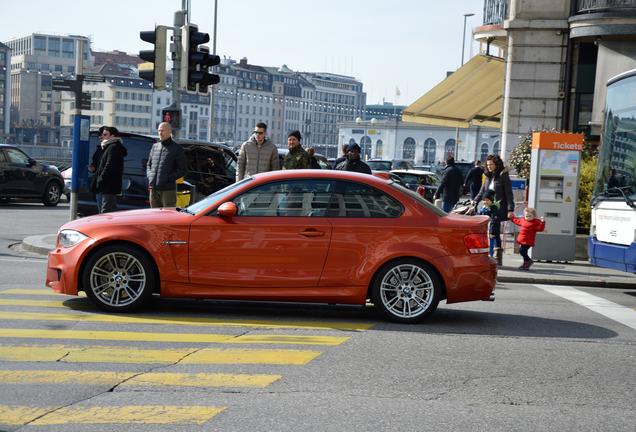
[298,229,325,237]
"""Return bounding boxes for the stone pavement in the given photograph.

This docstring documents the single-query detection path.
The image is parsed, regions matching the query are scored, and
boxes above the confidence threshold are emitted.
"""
[21,233,636,289]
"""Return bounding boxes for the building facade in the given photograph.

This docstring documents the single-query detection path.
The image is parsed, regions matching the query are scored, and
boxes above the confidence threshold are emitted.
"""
[339,118,500,164]
[3,33,93,145]
[0,42,10,140]
[474,0,636,159]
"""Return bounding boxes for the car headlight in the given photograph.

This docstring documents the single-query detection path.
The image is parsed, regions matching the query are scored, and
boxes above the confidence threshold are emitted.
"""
[59,230,89,248]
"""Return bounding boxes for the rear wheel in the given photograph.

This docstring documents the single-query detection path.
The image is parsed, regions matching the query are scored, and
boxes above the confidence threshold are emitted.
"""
[82,244,156,312]
[42,182,61,206]
[372,258,440,324]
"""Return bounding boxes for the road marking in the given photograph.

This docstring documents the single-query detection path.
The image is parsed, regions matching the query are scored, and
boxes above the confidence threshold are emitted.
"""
[535,284,636,331]
[0,405,226,425]
[0,289,81,295]
[0,311,373,331]
[0,329,349,345]
[0,344,321,365]
[0,299,94,308]
[0,370,281,387]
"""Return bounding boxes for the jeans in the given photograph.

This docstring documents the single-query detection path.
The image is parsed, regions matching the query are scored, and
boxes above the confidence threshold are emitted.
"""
[519,244,531,262]
[95,193,102,214]
[442,201,456,213]
[490,234,501,256]
[101,194,118,213]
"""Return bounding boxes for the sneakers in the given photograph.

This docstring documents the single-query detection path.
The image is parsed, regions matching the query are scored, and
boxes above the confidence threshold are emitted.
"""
[526,259,534,269]
[518,261,531,270]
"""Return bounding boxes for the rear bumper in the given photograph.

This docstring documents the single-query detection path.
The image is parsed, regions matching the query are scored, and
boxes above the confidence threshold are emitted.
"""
[431,253,497,303]
[588,235,636,273]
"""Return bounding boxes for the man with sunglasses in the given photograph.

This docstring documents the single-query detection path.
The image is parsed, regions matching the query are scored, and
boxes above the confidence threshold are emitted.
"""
[236,122,278,181]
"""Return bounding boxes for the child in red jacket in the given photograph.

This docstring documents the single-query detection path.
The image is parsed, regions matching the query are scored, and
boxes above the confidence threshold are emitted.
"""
[510,207,545,270]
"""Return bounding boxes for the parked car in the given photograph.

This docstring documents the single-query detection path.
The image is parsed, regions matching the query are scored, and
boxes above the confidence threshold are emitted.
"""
[371,171,408,188]
[46,169,496,324]
[74,131,237,216]
[391,169,440,202]
[367,159,415,172]
[277,149,332,169]
[0,144,64,206]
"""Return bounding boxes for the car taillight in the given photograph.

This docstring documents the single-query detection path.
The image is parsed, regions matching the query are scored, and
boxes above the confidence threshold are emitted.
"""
[416,186,425,196]
[464,233,489,254]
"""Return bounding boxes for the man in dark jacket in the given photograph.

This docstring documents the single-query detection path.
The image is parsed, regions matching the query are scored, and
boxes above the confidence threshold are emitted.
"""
[147,122,188,208]
[88,126,127,213]
[335,143,372,174]
[282,130,312,170]
[434,155,463,213]
[464,160,484,200]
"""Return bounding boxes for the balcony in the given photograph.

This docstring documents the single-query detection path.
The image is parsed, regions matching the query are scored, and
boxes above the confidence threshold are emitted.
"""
[483,0,508,25]
[474,0,509,50]
[578,0,636,13]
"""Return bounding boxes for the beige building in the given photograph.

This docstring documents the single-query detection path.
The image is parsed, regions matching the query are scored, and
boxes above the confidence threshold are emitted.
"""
[3,33,94,145]
[404,0,636,162]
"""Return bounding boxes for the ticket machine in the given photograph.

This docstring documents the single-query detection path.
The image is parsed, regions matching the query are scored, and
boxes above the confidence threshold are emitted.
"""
[527,133,584,261]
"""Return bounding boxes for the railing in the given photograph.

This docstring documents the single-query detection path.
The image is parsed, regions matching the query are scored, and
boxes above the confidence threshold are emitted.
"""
[14,144,72,169]
[483,0,509,25]
[578,0,636,12]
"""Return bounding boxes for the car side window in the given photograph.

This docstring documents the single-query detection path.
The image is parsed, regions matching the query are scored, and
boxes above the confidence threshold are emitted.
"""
[326,181,402,218]
[223,150,237,179]
[6,149,29,165]
[0,151,5,162]
[233,180,335,217]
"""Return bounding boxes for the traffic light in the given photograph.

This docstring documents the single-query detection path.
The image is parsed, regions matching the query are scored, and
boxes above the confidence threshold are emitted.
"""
[139,25,167,90]
[161,107,181,131]
[180,24,220,94]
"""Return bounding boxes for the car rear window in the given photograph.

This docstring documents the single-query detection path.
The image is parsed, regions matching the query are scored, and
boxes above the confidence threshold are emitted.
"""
[326,181,403,218]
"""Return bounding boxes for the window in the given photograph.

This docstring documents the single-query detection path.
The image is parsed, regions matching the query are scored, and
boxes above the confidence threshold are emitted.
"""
[445,139,456,158]
[376,140,383,157]
[424,138,436,164]
[62,39,74,58]
[48,38,60,56]
[233,180,336,217]
[326,181,402,218]
[480,143,489,163]
[493,141,500,155]
[7,148,30,165]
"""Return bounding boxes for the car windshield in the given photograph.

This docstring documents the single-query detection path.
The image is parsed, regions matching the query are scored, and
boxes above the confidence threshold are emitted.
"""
[390,183,447,217]
[367,161,392,171]
[187,177,253,214]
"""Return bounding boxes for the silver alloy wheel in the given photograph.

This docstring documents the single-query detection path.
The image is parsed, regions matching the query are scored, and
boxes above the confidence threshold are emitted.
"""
[43,183,61,206]
[48,184,60,203]
[379,263,435,319]
[88,251,147,307]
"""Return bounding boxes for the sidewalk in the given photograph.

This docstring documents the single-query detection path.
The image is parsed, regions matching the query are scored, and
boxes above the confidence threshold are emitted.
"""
[22,234,636,289]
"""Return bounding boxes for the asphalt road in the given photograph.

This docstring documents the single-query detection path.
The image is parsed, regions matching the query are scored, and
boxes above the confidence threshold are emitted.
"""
[1,202,635,431]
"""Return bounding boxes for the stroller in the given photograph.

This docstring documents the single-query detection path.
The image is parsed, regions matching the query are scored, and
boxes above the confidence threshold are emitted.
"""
[451,199,477,215]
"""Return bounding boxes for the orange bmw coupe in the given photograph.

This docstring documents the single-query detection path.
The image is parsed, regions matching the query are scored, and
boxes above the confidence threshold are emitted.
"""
[46,170,496,323]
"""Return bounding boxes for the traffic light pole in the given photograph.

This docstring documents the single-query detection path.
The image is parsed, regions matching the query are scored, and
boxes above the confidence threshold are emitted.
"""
[172,10,186,140]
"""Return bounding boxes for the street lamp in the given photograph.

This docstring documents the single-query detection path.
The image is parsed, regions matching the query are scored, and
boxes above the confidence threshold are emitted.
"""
[461,13,475,67]
[356,117,377,161]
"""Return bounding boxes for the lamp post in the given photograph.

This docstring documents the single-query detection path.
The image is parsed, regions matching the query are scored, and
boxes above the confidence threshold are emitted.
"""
[461,13,475,67]
[356,117,377,160]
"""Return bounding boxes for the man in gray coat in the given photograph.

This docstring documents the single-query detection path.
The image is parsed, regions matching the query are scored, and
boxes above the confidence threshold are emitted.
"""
[236,122,278,181]
[147,122,188,208]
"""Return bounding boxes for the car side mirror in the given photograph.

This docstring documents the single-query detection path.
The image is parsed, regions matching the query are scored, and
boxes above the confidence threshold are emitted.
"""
[28,158,36,166]
[218,202,237,217]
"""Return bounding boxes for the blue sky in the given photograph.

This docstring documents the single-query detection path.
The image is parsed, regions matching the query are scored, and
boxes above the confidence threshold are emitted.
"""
[1,0,486,106]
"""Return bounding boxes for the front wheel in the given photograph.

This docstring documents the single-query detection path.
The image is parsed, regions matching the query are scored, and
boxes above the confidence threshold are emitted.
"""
[371,258,440,324]
[42,182,61,206]
[82,244,156,312]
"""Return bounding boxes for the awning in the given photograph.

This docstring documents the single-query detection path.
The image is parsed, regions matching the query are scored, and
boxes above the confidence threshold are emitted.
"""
[402,54,505,129]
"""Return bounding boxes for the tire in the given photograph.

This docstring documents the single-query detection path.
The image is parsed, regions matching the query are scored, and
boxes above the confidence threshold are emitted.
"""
[371,258,441,324]
[42,182,62,206]
[82,244,156,312]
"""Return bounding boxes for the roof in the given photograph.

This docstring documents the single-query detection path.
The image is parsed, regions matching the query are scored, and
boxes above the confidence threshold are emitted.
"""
[401,54,505,129]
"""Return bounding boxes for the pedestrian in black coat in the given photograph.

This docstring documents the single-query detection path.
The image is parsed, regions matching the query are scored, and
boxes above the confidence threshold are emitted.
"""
[464,160,485,200]
[89,127,127,213]
[434,155,463,213]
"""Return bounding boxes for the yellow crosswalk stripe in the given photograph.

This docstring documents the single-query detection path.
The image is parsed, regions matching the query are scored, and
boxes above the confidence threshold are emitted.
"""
[0,328,349,345]
[0,289,85,296]
[0,299,94,308]
[0,344,321,365]
[0,370,281,387]
[0,311,373,331]
[0,405,226,425]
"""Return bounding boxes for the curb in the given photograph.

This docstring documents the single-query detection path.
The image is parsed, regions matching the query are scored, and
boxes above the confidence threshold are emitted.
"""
[22,235,56,256]
[497,276,634,289]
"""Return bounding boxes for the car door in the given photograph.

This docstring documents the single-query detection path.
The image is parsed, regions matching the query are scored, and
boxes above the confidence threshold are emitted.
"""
[0,149,10,195]
[188,179,335,288]
[5,148,38,196]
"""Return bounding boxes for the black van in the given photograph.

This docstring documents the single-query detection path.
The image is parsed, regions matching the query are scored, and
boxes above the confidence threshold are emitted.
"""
[77,131,238,216]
